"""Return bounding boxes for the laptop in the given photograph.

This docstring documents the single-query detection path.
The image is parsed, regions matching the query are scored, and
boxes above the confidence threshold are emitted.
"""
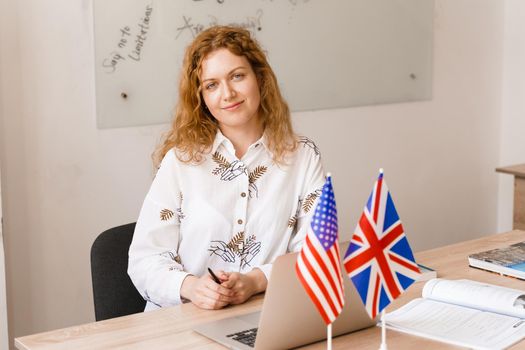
[193,242,377,349]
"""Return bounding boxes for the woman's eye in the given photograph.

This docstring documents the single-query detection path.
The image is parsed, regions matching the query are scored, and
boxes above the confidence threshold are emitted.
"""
[232,73,244,80]
[205,82,217,90]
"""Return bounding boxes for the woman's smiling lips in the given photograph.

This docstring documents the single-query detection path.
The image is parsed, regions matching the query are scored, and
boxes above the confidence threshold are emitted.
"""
[222,100,244,111]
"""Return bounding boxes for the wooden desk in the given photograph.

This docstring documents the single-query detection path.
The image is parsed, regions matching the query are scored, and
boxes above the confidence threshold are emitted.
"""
[497,164,525,230]
[15,230,525,350]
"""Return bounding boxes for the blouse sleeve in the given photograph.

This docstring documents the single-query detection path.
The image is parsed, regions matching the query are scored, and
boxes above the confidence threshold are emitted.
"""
[287,147,325,253]
[128,150,189,307]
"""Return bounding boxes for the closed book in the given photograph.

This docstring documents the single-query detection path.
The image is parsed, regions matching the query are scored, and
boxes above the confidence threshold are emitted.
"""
[468,241,525,280]
[416,263,437,281]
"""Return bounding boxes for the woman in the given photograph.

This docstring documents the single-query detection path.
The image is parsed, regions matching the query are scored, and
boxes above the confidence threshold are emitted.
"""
[128,25,324,311]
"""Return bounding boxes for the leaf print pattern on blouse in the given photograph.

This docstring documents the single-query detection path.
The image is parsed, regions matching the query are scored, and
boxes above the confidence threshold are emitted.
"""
[160,209,174,221]
[301,188,323,214]
[227,231,245,254]
[299,136,321,157]
[177,192,185,223]
[239,234,261,269]
[212,152,247,181]
[159,192,184,223]
[289,196,304,229]
[160,251,183,266]
[211,151,267,198]
[221,160,247,181]
[208,232,262,270]
[212,152,230,175]
[208,241,236,263]
[160,208,184,223]
[288,216,297,228]
[176,208,185,222]
[248,165,267,198]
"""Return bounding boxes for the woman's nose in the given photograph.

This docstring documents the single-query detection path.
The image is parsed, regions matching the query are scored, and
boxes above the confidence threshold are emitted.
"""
[222,82,236,101]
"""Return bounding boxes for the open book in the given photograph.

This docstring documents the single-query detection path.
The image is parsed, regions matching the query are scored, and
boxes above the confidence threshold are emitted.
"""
[384,279,525,350]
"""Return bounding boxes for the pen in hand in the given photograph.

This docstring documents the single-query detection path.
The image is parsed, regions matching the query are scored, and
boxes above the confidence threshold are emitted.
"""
[208,267,222,284]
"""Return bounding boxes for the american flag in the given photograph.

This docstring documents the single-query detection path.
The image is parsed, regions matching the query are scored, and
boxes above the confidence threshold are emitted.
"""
[295,175,344,325]
[343,171,420,319]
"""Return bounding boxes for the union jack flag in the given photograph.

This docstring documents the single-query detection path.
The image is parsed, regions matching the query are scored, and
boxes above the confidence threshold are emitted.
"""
[296,175,345,325]
[343,171,420,319]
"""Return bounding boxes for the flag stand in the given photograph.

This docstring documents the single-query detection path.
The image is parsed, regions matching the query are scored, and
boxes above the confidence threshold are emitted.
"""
[327,324,332,350]
[379,310,388,350]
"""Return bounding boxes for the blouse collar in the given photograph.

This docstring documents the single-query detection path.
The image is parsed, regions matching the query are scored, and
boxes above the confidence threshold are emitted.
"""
[211,130,272,158]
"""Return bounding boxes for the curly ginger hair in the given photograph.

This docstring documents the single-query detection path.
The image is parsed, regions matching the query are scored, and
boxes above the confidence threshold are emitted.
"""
[153,25,297,167]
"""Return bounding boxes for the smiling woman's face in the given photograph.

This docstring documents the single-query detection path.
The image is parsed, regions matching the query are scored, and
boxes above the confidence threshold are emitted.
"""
[200,48,261,134]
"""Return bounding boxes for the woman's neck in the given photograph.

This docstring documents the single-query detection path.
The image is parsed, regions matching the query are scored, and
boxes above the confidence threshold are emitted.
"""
[220,123,263,160]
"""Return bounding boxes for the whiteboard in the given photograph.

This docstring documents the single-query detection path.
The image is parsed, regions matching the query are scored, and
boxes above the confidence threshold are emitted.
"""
[93,0,434,128]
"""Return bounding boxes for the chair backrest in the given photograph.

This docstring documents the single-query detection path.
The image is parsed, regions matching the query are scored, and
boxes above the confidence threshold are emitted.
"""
[90,222,146,321]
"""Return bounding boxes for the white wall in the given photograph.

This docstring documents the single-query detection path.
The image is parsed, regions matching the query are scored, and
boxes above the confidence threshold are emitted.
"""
[0,0,13,348]
[0,170,8,350]
[498,0,525,232]
[296,0,503,250]
[0,0,505,346]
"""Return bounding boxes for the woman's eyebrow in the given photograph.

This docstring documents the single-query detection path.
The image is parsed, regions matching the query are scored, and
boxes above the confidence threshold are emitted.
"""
[201,66,248,83]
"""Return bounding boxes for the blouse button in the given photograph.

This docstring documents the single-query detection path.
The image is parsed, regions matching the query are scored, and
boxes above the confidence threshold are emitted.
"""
[241,192,247,198]
[237,219,243,225]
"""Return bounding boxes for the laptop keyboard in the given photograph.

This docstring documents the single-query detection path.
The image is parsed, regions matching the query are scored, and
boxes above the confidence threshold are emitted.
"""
[227,328,258,348]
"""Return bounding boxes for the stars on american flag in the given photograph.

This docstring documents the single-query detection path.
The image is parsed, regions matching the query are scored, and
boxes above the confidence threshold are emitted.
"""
[312,185,338,249]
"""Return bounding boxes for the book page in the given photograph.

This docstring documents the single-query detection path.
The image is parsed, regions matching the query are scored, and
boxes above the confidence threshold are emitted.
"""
[385,298,525,350]
[422,279,525,318]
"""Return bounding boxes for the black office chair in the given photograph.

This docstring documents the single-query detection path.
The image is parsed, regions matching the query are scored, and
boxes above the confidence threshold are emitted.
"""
[90,222,146,321]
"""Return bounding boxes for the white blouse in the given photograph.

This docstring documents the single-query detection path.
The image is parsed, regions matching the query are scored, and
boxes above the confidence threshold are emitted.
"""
[128,131,324,310]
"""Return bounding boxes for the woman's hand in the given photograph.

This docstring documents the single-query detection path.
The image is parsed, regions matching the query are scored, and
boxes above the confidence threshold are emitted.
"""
[220,269,267,305]
[180,274,233,309]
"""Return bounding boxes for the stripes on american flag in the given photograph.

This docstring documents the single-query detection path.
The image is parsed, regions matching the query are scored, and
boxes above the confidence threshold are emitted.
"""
[343,171,420,319]
[295,176,344,325]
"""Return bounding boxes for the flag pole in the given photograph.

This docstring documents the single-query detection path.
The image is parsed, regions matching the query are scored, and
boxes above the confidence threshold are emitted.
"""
[327,323,332,350]
[379,310,387,350]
